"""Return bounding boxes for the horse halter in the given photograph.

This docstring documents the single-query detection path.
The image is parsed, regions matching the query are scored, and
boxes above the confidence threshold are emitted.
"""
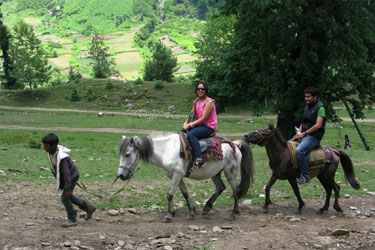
[254,130,273,145]
[119,146,140,179]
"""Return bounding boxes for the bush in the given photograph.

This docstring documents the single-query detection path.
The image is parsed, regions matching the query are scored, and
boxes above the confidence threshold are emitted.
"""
[29,139,41,149]
[134,77,143,85]
[105,80,114,90]
[153,80,164,90]
[71,88,80,102]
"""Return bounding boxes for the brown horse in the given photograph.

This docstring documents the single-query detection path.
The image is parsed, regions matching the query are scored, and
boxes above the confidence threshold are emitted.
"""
[243,124,360,214]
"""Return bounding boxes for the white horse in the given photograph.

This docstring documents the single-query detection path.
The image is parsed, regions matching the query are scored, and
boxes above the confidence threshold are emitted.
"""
[117,133,254,222]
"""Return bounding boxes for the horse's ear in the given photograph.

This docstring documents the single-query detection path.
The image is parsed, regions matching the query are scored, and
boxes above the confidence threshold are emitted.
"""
[269,124,275,130]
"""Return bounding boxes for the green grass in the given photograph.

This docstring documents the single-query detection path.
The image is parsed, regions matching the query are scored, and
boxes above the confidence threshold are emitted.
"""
[1,112,374,210]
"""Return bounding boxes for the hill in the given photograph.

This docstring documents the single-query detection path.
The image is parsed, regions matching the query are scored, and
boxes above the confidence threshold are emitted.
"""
[0,79,197,114]
[1,0,224,80]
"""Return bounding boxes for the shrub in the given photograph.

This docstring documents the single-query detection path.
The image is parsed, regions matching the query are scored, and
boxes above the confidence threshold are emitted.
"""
[153,80,164,89]
[105,80,114,90]
[71,88,80,102]
[29,140,41,149]
[134,77,143,85]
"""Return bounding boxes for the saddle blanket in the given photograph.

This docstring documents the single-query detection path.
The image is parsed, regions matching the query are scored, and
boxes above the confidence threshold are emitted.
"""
[179,132,236,162]
[288,141,337,171]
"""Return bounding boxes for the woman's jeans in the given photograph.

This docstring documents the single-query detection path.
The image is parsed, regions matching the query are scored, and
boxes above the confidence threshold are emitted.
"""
[61,177,86,220]
[187,125,215,161]
[296,135,320,180]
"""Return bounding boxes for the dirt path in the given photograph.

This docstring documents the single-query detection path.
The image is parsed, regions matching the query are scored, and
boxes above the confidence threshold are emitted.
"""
[0,180,374,250]
[1,105,374,122]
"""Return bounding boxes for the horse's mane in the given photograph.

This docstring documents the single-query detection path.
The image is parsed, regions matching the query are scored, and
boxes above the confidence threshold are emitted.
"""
[119,136,154,162]
[273,127,288,148]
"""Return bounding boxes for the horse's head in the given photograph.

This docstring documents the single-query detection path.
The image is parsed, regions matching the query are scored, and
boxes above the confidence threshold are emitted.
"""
[243,124,276,146]
[117,136,139,181]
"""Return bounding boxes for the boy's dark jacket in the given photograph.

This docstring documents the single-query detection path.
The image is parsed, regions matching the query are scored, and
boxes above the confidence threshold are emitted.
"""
[47,145,79,191]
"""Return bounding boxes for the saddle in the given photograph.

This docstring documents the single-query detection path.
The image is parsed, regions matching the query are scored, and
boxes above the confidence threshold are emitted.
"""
[179,132,236,162]
[288,141,338,178]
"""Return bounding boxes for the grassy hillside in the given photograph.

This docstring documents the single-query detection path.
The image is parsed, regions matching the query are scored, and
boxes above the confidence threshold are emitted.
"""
[0,79,197,113]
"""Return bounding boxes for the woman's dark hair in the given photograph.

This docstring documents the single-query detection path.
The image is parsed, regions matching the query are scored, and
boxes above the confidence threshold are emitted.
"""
[42,133,59,146]
[304,86,318,97]
[195,80,208,95]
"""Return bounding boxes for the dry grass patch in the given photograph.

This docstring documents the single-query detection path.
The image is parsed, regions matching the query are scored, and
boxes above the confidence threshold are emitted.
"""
[48,54,72,68]
[176,54,197,63]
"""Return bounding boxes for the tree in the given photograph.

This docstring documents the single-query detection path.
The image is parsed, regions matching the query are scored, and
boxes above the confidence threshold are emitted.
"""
[143,40,179,82]
[88,31,119,78]
[197,0,375,138]
[0,3,16,89]
[10,20,51,96]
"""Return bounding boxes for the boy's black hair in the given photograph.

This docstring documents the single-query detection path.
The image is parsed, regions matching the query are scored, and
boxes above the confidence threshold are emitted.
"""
[304,86,319,97]
[42,133,59,146]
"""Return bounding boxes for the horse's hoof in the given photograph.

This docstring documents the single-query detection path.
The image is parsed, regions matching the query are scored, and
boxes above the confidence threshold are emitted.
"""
[186,214,195,220]
[202,213,211,219]
[316,209,324,215]
[229,213,236,221]
[334,207,343,213]
[162,216,172,223]
[262,207,269,213]
[295,209,302,214]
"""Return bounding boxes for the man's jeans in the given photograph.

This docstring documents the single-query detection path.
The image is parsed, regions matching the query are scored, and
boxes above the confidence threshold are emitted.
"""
[61,177,85,220]
[187,125,215,161]
[296,135,320,180]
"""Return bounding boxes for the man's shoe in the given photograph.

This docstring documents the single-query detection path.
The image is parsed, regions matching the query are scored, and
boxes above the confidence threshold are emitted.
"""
[61,219,77,228]
[85,203,96,221]
[297,176,311,184]
[190,160,206,172]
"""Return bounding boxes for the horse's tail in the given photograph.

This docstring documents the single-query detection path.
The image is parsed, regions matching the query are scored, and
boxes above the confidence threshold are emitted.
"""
[339,150,360,190]
[237,139,255,198]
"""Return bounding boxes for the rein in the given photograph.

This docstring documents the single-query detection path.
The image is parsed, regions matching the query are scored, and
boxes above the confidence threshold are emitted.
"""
[255,130,274,145]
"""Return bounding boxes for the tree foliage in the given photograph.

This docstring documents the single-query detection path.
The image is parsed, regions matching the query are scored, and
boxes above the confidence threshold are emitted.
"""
[143,40,179,82]
[88,32,119,79]
[9,20,51,95]
[0,3,16,89]
[196,0,375,138]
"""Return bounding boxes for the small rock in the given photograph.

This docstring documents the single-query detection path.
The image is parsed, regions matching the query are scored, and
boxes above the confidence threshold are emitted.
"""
[39,167,49,171]
[212,226,223,232]
[128,208,137,214]
[210,238,218,242]
[119,208,125,214]
[84,174,90,178]
[329,216,336,220]
[26,222,35,226]
[315,236,333,245]
[118,240,125,246]
[177,232,185,238]
[164,246,173,250]
[242,199,252,205]
[64,242,72,247]
[125,243,134,250]
[344,194,351,198]
[74,240,81,246]
[128,103,134,110]
[0,170,5,176]
[108,209,119,216]
[221,225,234,230]
[23,157,31,162]
[332,229,350,236]
[289,217,301,222]
[313,244,323,249]
[349,206,357,210]
[367,192,375,195]
[259,194,265,198]
[189,225,200,231]
[41,242,51,246]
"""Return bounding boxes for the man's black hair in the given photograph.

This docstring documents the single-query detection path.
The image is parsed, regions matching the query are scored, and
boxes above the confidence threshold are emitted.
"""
[304,86,318,97]
[42,133,59,145]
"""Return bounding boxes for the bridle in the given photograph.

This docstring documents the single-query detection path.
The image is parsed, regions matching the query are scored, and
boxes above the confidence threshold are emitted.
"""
[118,146,140,180]
[254,129,274,145]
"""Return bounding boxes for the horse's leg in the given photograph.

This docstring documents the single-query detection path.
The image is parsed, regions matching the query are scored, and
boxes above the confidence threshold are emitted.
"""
[178,180,196,220]
[202,172,226,217]
[316,174,332,214]
[224,170,241,220]
[333,181,343,213]
[164,174,183,223]
[287,178,305,214]
[263,173,278,213]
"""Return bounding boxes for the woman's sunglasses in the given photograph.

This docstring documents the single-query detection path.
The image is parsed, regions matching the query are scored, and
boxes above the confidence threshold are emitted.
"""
[196,88,206,91]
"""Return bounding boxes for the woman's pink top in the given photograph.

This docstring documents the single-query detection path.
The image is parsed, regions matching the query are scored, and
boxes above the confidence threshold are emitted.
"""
[194,97,217,130]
